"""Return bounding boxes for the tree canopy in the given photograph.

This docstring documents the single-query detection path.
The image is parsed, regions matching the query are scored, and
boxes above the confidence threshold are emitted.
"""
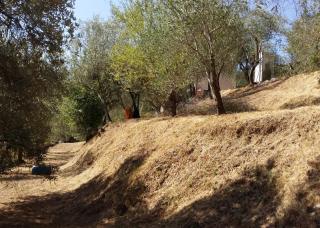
[0,0,75,164]
[1,0,320,169]
[287,1,320,72]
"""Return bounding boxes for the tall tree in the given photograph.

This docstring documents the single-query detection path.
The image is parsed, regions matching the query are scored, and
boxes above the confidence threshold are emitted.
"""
[163,0,244,114]
[0,0,75,60]
[70,18,122,123]
[111,3,154,118]
[287,1,320,72]
[136,0,195,116]
[0,0,75,161]
[112,1,196,117]
[239,4,281,84]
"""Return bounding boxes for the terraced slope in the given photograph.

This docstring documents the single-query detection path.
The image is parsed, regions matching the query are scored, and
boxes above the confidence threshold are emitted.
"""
[1,72,320,227]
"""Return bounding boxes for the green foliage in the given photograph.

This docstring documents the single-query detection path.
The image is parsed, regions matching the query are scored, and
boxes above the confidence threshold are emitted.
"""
[5,0,320,169]
[71,86,105,136]
[238,2,282,84]
[142,2,196,111]
[0,149,21,173]
[0,0,75,59]
[287,14,320,72]
[112,44,151,93]
[0,0,75,163]
[165,0,244,72]
[111,3,154,97]
[163,0,246,114]
[111,1,201,113]
[50,96,79,142]
[52,18,127,141]
[235,71,250,88]
[51,83,105,141]
[0,41,64,152]
[244,5,281,43]
[70,18,122,121]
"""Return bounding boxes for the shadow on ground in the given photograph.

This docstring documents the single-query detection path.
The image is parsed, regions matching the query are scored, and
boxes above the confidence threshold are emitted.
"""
[179,98,257,116]
[0,173,45,182]
[226,78,288,99]
[223,98,257,113]
[6,148,320,227]
[279,96,320,110]
[159,164,279,228]
[0,152,150,227]
[0,157,283,227]
[275,155,320,227]
[177,78,290,116]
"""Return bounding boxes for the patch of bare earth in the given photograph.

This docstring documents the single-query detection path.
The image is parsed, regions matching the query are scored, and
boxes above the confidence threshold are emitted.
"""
[1,72,320,227]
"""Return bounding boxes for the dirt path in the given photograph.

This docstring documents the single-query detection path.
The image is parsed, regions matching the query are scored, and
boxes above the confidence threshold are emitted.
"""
[0,143,83,212]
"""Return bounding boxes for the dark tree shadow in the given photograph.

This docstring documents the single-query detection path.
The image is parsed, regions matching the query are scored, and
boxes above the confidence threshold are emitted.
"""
[176,78,289,116]
[227,78,289,100]
[179,98,257,116]
[275,155,320,227]
[111,163,280,228]
[158,165,280,228]
[0,152,150,227]
[223,98,257,113]
[0,173,44,182]
[279,96,320,110]
[0,156,282,227]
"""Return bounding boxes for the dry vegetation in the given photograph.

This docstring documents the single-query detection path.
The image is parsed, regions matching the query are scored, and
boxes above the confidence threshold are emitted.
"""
[1,72,320,227]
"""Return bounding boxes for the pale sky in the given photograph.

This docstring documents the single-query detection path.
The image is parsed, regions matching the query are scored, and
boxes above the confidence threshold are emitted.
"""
[74,0,298,22]
[73,0,298,59]
[74,0,114,21]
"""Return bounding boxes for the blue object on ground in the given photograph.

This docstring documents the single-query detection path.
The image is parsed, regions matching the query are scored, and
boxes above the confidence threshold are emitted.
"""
[31,165,52,175]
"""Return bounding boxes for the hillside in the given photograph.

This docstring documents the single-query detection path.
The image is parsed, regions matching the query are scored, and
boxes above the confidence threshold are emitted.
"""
[182,71,320,115]
[1,72,320,227]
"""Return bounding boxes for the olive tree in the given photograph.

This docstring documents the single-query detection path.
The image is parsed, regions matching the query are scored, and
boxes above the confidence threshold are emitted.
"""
[138,1,196,116]
[287,0,320,72]
[0,0,75,163]
[239,5,281,84]
[70,18,123,123]
[163,0,245,114]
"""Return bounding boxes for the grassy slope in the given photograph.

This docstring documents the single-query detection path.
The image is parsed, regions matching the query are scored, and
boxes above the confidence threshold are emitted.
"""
[182,71,320,115]
[2,72,320,227]
[56,71,320,227]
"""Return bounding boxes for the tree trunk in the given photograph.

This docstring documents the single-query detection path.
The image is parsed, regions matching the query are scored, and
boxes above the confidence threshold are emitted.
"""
[102,108,112,125]
[208,81,214,99]
[98,94,112,124]
[18,149,23,163]
[242,69,250,84]
[212,79,226,115]
[249,39,262,85]
[189,84,196,97]
[249,68,254,85]
[117,92,126,110]
[207,54,226,114]
[207,79,215,100]
[208,77,226,115]
[249,64,258,85]
[106,111,112,122]
[169,90,178,116]
[130,92,140,118]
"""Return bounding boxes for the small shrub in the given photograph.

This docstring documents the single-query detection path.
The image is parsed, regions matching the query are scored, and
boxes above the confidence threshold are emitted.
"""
[0,149,19,173]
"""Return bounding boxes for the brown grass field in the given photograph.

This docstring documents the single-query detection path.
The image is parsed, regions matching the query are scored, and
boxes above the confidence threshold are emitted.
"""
[1,72,320,227]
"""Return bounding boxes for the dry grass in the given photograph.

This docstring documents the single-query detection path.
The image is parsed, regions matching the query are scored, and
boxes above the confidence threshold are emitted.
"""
[224,71,320,111]
[181,71,320,115]
[1,72,320,227]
